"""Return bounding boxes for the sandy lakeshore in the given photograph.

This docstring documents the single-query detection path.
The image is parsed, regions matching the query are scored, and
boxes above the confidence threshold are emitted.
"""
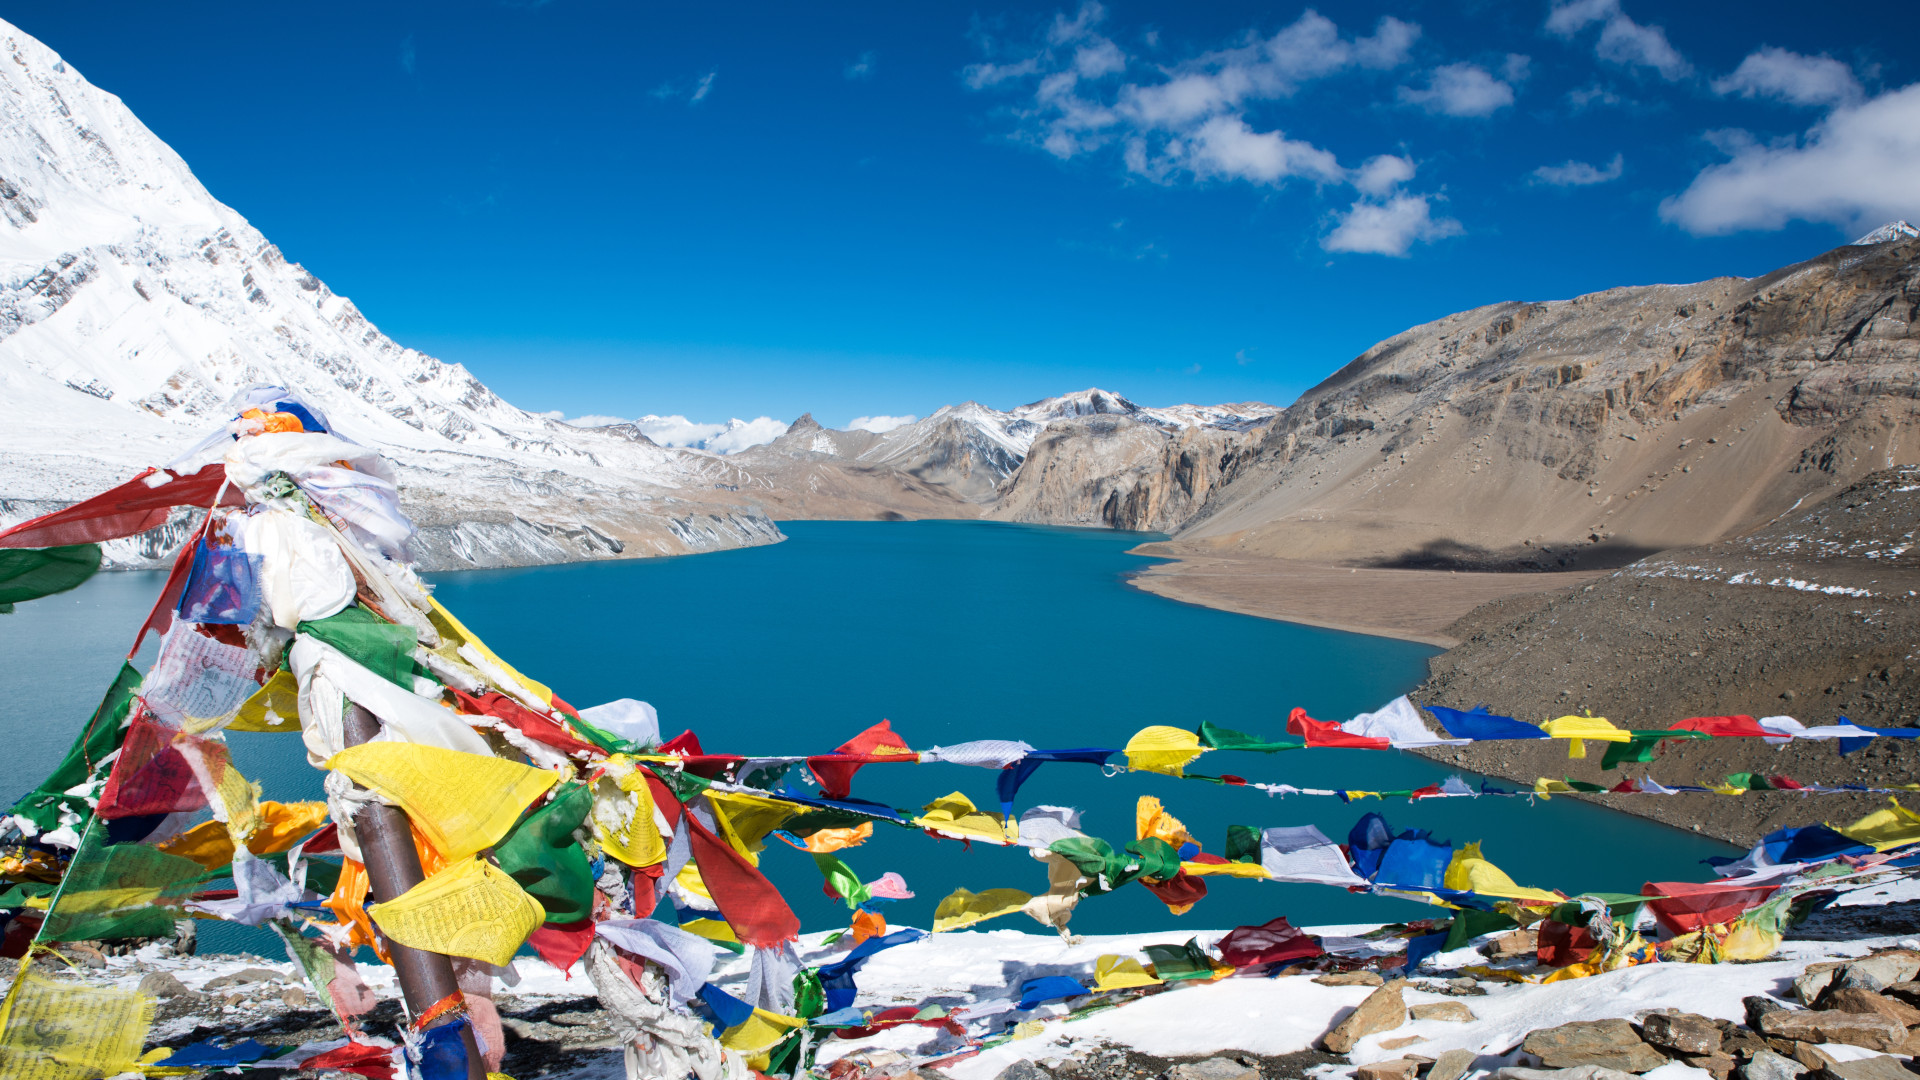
[1123,546,1601,648]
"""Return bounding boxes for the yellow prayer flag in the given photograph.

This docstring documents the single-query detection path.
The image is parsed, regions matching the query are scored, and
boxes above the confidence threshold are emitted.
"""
[0,968,154,1080]
[590,765,666,868]
[1442,842,1563,903]
[427,598,555,705]
[916,792,1016,843]
[367,857,545,967]
[1541,715,1629,743]
[932,887,1033,932]
[719,1008,806,1056]
[1180,861,1270,879]
[677,918,740,945]
[1835,798,1920,852]
[1093,955,1163,991]
[1135,795,1192,847]
[1532,778,1574,799]
[226,669,303,733]
[1123,726,1206,777]
[706,790,798,865]
[327,742,557,860]
[158,801,330,869]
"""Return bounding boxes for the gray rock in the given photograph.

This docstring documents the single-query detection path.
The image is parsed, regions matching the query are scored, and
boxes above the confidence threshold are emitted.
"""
[1642,1013,1724,1055]
[1836,953,1920,993]
[1756,1010,1908,1051]
[202,967,286,991]
[1748,997,1793,1030]
[1412,1002,1477,1023]
[1324,982,1408,1054]
[1356,1060,1420,1080]
[1429,1049,1478,1080]
[1820,987,1920,1026]
[1741,1051,1808,1080]
[1167,1060,1259,1080]
[1316,971,1387,987]
[1497,1067,1639,1080]
[1521,1019,1669,1073]
[1811,1057,1918,1080]
[995,1062,1052,1080]
[135,971,191,999]
[1798,965,1847,1006]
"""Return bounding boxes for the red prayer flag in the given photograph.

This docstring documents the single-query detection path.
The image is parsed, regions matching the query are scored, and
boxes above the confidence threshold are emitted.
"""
[0,464,241,549]
[1537,920,1598,967]
[1141,871,1208,913]
[809,719,913,799]
[299,1042,396,1080]
[1216,915,1325,967]
[526,919,597,976]
[449,688,604,757]
[1641,880,1780,934]
[643,774,799,947]
[97,711,208,819]
[1286,707,1390,750]
[1667,715,1768,738]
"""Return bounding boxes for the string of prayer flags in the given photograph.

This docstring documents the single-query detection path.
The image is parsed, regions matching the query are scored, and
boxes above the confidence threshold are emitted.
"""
[366,857,546,967]
[325,741,557,860]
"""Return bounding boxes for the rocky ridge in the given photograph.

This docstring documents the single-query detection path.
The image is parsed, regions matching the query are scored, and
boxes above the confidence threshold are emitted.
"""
[1150,235,1920,574]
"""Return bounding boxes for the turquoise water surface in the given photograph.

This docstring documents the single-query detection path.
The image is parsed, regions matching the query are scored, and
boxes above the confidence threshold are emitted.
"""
[0,520,1737,953]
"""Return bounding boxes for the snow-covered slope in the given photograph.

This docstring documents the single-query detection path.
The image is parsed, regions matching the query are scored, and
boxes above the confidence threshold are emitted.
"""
[1853,220,1920,246]
[0,20,780,568]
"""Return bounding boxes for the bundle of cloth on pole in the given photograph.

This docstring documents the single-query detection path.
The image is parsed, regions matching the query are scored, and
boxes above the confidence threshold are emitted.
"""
[2,385,1919,1080]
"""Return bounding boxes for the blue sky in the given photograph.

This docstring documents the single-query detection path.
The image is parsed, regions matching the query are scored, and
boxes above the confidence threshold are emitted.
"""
[17,2,1919,430]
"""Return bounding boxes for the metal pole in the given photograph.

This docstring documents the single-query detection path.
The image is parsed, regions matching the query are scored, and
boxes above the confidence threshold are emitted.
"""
[343,703,486,1080]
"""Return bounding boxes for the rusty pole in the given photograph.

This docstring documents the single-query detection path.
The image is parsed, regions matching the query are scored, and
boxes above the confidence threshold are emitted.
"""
[342,703,486,1080]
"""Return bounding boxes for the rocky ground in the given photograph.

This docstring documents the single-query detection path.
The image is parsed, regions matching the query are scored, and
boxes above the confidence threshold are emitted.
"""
[1412,465,1920,848]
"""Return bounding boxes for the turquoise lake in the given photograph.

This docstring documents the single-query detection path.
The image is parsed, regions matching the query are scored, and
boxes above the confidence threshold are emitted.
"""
[0,520,1738,954]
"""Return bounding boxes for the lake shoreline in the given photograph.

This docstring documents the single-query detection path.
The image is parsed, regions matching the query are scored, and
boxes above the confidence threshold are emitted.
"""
[1121,545,1601,649]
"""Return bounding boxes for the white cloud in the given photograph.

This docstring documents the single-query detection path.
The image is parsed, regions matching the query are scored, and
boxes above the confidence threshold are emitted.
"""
[1501,54,1532,84]
[1398,62,1516,117]
[690,71,716,103]
[845,51,876,80]
[705,417,788,454]
[967,5,1475,256]
[847,414,918,433]
[1661,83,1920,236]
[560,413,631,428]
[1568,83,1623,109]
[1532,153,1624,186]
[1713,47,1860,108]
[1353,154,1416,197]
[1323,193,1463,256]
[1546,0,1690,81]
[633,415,726,446]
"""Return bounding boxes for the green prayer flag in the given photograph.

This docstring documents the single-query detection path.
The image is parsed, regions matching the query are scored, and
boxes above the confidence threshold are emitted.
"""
[298,605,435,689]
[1143,938,1215,981]
[1443,908,1517,950]
[493,783,597,924]
[41,823,207,941]
[791,968,825,1019]
[1224,825,1262,864]
[0,545,100,609]
[1126,837,1182,882]
[1198,719,1303,752]
[8,663,142,838]
[811,852,871,909]
[1600,729,1710,770]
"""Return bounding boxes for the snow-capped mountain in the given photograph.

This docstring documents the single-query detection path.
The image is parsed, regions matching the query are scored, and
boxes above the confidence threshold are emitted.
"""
[0,19,780,568]
[728,389,1278,513]
[1852,220,1920,246]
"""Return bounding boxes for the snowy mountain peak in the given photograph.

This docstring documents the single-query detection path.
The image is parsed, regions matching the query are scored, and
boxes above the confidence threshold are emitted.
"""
[0,18,781,567]
[1852,220,1920,246]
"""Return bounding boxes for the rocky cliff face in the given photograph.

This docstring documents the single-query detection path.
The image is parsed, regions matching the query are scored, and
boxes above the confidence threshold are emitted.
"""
[0,19,781,571]
[1157,237,1920,570]
[988,415,1263,532]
